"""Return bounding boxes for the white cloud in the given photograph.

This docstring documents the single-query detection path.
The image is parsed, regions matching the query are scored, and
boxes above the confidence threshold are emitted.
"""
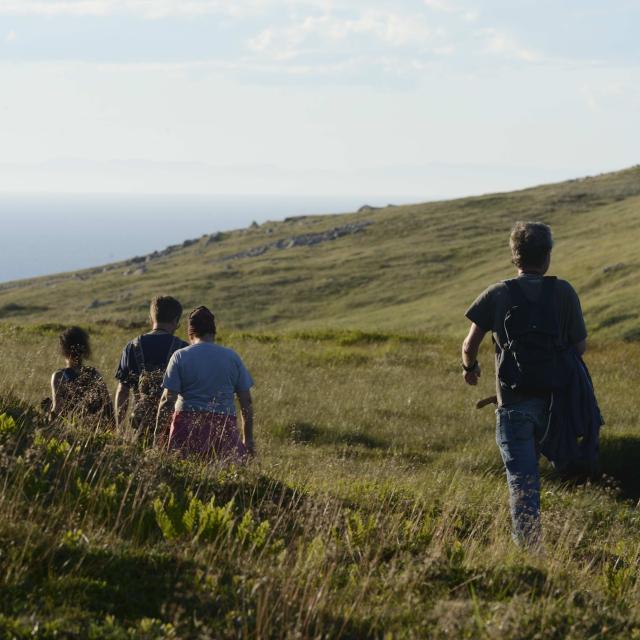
[424,0,477,21]
[482,28,541,62]
[0,1,110,16]
[0,0,281,18]
[423,0,455,12]
[249,9,436,62]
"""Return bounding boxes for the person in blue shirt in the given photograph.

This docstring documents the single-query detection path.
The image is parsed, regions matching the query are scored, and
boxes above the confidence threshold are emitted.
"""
[114,295,188,440]
[155,305,255,460]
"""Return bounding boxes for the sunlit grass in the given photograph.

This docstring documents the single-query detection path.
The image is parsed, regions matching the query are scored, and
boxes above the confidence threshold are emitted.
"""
[1,167,640,635]
[0,325,639,638]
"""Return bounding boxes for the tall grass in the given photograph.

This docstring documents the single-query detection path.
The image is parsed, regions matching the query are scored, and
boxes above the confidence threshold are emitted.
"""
[0,325,639,637]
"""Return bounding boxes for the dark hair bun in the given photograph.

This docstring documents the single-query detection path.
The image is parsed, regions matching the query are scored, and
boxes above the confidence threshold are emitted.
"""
[59,326,91,359]
[188,306,216,339]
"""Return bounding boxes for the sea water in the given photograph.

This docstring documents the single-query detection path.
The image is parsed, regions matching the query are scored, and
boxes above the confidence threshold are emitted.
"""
[0,193,403,283]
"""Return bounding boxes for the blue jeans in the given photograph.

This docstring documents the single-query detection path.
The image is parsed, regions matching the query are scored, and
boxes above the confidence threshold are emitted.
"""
[495,397,549,547]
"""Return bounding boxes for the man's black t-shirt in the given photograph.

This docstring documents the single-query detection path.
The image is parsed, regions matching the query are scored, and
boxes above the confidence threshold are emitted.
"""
[115,332,188,388]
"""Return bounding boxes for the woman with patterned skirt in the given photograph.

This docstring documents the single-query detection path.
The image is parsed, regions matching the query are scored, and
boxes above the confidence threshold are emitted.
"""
[155,306,254,460]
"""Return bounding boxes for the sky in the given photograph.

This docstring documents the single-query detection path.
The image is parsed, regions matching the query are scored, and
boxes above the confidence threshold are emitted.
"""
[0,0,638,198]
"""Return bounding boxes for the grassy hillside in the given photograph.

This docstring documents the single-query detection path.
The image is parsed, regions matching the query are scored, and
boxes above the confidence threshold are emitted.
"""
[1,165,639,338]
[1,168,640,638]
[1,328,640,638]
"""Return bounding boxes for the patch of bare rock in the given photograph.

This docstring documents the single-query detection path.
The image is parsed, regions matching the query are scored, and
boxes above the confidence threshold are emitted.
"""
[219,221,373,262]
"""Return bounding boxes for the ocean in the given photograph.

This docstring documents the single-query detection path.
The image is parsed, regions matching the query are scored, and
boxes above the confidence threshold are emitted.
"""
[0,193,407,283]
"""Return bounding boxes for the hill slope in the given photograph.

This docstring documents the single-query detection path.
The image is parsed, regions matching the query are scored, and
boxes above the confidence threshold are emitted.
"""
[1,166,639,338]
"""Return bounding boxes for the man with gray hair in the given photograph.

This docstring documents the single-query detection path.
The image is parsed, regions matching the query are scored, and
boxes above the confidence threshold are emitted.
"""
[461,221,587,547]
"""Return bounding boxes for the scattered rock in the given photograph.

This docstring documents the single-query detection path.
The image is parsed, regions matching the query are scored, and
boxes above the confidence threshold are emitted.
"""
[86,299,113,310]
[220,221,373,262]
[206,232,225,244]
[603,263,626,274]
[358,204,379,212]
[123,265,147,277]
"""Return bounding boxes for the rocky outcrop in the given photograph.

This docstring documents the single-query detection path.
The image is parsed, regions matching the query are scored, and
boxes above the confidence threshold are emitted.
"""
[206,232,225,245]
[220,221,373,262]
[123,265,147,277]
[127,232,225,267]
[603,263,626,274]
[357,204,396,213]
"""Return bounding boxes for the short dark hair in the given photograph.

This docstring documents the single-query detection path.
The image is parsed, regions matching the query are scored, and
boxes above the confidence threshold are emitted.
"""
[59,326,91,359]
[150,295,182,324]
[188,306,216,339]
[510,221,553,269]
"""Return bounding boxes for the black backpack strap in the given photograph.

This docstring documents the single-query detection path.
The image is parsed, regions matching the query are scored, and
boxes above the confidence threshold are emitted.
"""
[540,276,558,307]
[132,336,146,373]
[500,279,530,349]
[503,278,529,307]
[541,276,562,341]
[165,336,181,365]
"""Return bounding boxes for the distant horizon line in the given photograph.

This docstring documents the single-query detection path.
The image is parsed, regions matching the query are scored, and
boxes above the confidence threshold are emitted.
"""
[0,163,634,202]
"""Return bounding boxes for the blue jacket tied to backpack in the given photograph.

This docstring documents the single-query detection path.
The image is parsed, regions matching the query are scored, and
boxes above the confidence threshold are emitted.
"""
[540,349,604,472]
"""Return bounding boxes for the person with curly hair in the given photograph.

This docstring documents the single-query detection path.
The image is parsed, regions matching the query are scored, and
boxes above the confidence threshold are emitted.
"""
[50,326,114,427]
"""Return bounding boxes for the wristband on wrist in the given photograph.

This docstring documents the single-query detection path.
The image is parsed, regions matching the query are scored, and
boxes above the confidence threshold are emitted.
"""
[462,360,478,373]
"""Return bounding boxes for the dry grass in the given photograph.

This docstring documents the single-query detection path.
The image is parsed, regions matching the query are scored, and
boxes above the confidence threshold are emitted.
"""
[0,325,639,638]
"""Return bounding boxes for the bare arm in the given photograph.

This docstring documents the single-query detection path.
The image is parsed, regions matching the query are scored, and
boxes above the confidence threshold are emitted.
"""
[115,382,130,430]
[155,388,178,446]
[50,371,63,416]
[461,322,487,386]
[237,390,255,455]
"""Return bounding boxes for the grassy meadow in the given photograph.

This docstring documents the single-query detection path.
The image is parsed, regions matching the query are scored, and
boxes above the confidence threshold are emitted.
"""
[1,167,640,638]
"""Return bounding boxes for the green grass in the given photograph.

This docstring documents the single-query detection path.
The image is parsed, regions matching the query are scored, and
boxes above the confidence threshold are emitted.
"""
[1,167,640,637]
[1,325,639,638]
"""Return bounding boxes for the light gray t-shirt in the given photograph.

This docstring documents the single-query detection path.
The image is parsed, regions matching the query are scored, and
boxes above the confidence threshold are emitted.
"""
[465,274,587,407]
[163,342,254,414]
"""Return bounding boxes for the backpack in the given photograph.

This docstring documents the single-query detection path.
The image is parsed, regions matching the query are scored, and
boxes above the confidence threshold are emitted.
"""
[130,335,181,430]
[496,277,572,393]
[59,366,112,420]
